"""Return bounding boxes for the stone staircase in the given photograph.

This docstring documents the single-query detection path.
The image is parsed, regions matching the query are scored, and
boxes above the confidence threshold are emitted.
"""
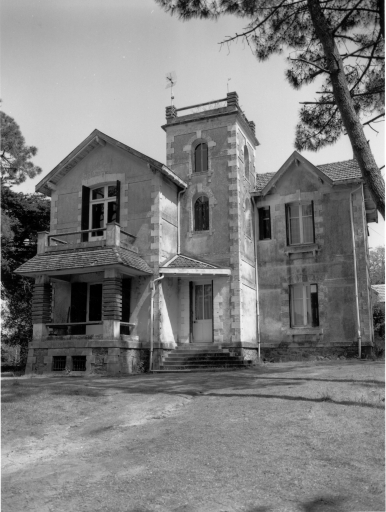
[153,344,249,372]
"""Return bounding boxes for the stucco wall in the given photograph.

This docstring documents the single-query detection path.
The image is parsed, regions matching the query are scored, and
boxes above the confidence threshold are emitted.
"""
[255,162,372,353]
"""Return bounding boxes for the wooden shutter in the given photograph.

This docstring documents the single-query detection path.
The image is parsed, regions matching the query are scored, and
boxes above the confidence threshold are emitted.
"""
[285,204,290,246]
[116,180,121,224]
[311,284,319,327]
[311,200,315,243]
[189,281,194,342]
[81,186,90,242]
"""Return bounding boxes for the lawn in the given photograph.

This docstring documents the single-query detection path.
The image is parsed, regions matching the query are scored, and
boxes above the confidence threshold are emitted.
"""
[2,360,385,512]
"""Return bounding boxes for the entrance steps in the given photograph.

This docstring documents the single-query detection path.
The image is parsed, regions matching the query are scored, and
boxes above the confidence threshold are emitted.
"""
[153,343,249,372]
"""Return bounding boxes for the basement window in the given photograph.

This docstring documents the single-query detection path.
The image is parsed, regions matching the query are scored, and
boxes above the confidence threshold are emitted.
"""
[52,356,67,371]
[72,356,86,371]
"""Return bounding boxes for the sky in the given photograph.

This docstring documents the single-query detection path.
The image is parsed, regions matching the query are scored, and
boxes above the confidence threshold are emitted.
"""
[1,0,384,248]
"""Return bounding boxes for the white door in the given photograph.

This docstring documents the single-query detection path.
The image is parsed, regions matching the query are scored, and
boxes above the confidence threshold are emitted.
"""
[193,282,213,343]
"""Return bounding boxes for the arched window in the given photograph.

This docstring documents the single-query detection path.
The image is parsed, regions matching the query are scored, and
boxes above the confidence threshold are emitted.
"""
[244,145,250,181]
[245,198,252,238]
[194,143,208,173]
[194,196,209,231]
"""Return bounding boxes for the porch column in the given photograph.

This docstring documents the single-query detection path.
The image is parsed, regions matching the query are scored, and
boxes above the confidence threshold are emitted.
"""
[32,275,51,339]
[102,268,122,339]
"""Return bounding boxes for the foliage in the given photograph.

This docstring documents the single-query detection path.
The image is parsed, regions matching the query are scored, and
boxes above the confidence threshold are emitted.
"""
[1,187,50,361]
[373,303,385,337]
[156,0,385,217]
[0,111,42,186]
[369,245,385,284]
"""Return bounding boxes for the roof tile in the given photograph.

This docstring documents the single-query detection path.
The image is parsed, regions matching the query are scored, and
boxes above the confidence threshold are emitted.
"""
[15,247,153,275]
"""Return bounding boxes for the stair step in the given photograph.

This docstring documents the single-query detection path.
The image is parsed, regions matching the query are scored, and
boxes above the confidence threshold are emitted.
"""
[164,354,235,361]
[160,364,246,370]
[161,360,244,366]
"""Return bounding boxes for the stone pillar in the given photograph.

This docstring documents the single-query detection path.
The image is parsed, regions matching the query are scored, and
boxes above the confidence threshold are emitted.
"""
[37,231,49,254]
[103,268,122,340]
[227,91,239,109]
[32,275,51,339]
[166,105,177,121]
[106,222,120,247]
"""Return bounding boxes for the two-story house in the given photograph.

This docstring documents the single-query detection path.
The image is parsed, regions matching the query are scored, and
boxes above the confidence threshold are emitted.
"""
[16,92,377,374]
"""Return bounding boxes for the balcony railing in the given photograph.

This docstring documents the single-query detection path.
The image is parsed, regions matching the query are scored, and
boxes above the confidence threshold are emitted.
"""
[46,321,136,336]
[37,223,137,253]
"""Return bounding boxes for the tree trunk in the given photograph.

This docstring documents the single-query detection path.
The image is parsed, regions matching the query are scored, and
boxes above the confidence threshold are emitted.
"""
[307,0,385,219]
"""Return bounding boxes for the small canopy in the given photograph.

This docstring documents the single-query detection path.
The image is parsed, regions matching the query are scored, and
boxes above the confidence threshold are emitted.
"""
[160,254,231,276]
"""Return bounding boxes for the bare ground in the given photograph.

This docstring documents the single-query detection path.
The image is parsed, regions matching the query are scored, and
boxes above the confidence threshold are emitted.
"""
[2,360,385,512]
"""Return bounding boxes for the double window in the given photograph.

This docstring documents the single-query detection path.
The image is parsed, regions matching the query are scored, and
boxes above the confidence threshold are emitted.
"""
[70,282,103,334]
[81,181,120,242]
[194,196,209,231]
[290,283,319,327]
[286,202,314,245]
[194,143,208,173]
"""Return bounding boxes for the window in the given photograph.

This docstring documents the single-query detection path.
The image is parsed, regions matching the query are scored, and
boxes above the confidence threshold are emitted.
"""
[81,181,120,242]
[194,143,208,173]
[286,202,314,245]
[52,356,67,371]
[290,283,319,327]
[245,199,252,238]
[244,145,250,181]
[70,282,103,334]
[72,356,86,371]
[194,196,209,231]
[258,206,271,240]
[90,185,118,238]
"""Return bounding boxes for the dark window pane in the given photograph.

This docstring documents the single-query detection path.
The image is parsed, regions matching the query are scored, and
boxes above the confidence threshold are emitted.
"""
[89,284,102,321]
[194,143,208,173]
[70,283,87,323]
[91,203,104,236]
[259,207,271,240]
[203,284,212,320]
[122,279,131,323]
[195,285,203,320]
[108,185,117,197]
[107,201,117,223]
[194,196,209,231]
[92,187,104,200]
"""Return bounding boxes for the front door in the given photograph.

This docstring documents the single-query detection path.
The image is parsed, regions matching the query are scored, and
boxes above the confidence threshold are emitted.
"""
[192,281,213,343]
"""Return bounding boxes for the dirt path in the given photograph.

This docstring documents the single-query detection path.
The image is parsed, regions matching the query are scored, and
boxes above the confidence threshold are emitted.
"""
[2,360,385,512]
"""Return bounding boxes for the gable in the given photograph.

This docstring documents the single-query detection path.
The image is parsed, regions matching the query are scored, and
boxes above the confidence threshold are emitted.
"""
[272,159,323,196]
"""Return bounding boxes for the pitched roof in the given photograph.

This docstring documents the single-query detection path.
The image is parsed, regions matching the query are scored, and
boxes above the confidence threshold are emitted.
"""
[15,246,153,276]
[254,157,363,193]
[317,159,362,182]
[372,284,385,302]
[163,254,220,269]
[35,129,187,197]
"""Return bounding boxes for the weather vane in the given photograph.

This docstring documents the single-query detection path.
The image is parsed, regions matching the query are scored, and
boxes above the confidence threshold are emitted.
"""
[166,71,177,106]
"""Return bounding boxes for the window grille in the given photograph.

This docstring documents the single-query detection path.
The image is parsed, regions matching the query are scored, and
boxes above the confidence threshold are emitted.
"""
[52,356,67,371]
[72,356,87,371]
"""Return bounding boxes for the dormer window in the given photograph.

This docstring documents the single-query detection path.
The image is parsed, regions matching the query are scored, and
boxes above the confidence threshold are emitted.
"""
[81,181,120,241]
[90,185,117,238]
[194,143,208,173]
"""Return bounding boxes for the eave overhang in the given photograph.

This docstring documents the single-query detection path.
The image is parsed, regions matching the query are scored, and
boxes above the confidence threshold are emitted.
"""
[35,129,187,197]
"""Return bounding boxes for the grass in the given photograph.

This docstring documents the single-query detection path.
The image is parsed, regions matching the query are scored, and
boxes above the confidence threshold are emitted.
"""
[2,360,385,512]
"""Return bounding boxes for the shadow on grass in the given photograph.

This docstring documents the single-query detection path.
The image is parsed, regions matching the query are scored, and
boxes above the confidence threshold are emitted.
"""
[246,494,346,512]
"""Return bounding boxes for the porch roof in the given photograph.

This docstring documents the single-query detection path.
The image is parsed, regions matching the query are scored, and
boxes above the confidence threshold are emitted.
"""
[160,254,231,276]
[14,246,153,277]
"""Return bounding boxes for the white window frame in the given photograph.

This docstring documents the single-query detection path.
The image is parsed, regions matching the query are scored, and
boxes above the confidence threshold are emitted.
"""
[290,283,318,327]
[89,184,117,239]
[287,201,314,245]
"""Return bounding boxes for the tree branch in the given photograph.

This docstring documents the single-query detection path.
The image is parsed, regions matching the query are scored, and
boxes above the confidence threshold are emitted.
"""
[290,57,330,73]
[332,0,365,35]
[299,101,335,104]
[362,113,385,126]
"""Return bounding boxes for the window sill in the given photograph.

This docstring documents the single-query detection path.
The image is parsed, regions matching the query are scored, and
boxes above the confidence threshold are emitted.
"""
[286,327,323,335]
[284,243,319,256]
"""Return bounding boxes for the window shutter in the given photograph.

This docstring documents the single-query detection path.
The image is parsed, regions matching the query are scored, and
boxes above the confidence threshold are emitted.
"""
[81,186,90,242]
[116,180,121,224]
[266,207,271,239]
[311,284,319,327]
[285,204,290,246]
[258,208,264,240]
[311,200,315,243]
